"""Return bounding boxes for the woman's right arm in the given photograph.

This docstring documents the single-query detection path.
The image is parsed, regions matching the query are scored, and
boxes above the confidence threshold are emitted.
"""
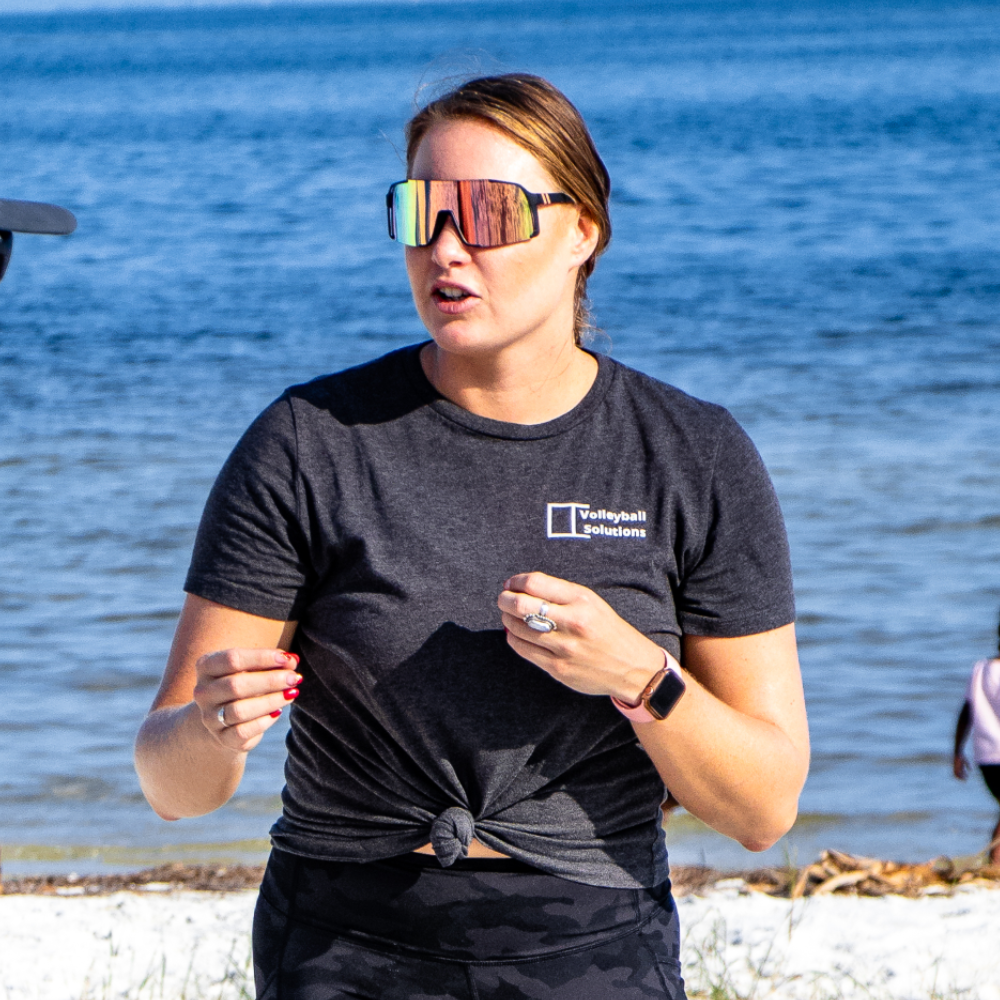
[134,593,299,820]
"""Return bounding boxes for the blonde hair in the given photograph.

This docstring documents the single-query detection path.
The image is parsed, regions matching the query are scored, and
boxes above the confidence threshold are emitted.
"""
[405,74,611,344]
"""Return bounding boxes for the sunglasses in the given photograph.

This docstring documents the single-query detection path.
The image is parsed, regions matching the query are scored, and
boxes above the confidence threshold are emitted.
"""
[386,179,574,249]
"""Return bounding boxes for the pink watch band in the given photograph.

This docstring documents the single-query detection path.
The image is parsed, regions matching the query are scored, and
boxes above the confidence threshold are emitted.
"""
[611,649,681,724]
[611,695,660,724]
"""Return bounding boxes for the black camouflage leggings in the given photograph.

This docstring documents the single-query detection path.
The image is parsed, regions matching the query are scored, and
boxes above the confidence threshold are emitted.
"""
[253,849,686,999]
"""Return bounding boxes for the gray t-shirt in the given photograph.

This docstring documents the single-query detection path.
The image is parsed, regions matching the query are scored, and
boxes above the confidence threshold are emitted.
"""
[185,345,795,888]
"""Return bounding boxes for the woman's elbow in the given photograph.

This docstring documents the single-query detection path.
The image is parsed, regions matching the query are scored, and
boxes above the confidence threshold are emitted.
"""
[739,741,809,851]
[137,775,207,822]
[151,805,181,822]
[133,761,182,821]
[737,798,800,852]
[738,822,793,853]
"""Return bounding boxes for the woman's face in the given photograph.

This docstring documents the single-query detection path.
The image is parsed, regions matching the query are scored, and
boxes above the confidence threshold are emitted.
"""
[405,119,598,359]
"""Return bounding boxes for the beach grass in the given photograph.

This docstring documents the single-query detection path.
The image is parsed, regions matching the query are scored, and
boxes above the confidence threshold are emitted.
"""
[681,910,979,1000]
[76,936,254,1000]
[3,855,995,1000]
[71,952,976,1000]
[58,919,980,1000]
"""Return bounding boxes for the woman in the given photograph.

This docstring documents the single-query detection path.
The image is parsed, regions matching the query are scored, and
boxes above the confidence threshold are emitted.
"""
[953,609,1000,866]
[135,73,809,999]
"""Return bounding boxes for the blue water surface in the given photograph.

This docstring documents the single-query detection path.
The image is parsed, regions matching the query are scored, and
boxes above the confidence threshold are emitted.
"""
[2,0,1000,875]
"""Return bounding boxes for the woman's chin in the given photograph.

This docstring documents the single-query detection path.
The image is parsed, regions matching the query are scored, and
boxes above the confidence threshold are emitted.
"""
[421,315,567,361]
[422,321,509,357]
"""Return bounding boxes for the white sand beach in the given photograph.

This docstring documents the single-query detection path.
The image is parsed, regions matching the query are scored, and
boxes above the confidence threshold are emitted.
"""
[676,881,1000,999]
[1,882,999,1000]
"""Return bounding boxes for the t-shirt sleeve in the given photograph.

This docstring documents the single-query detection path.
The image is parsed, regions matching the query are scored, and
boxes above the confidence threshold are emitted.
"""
[184,395,312,621]
[675,410,796,637]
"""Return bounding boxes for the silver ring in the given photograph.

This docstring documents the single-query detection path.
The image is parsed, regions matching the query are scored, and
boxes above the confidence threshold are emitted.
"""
[524,602,557,633]
[217,706,227,727]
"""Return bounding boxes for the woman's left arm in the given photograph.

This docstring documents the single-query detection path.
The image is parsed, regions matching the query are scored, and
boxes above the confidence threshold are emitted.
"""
[636,625,808,851]
[500,573,809,852]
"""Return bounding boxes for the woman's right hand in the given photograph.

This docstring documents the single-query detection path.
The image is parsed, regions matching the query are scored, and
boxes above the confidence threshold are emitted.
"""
[136,596,299,819]
[193,647,302,753]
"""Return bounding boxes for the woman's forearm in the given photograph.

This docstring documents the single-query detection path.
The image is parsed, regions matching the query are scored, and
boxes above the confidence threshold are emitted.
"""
[134,702,248,820]
[498,577,809,852]
[134,598,298,821]
[635,665,808,851]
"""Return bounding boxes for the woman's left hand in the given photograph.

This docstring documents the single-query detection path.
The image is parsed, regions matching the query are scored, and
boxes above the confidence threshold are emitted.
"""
[498,571,668,703]
[502,573,809,853]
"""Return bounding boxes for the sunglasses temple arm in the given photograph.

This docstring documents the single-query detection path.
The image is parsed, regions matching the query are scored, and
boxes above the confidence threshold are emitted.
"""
[526,193,576,208]
[520,192,574,241]
[385,191,396,240]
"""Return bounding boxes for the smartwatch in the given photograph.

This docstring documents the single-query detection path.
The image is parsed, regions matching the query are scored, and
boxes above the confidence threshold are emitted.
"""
[611,650,686,724]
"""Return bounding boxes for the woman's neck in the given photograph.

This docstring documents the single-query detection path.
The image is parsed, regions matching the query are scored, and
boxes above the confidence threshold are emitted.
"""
[420,339,599,425]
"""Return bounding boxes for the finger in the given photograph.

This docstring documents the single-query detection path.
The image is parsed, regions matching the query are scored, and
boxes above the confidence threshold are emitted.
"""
[501,610,566,646]
[502,615,578,668]
[505,625,560,664]
[202,666,302,705]
[498,589,567,626]
[214,710,284,752]
[198,648,299,679]
[217,688,299,730]
[502,572,582,605]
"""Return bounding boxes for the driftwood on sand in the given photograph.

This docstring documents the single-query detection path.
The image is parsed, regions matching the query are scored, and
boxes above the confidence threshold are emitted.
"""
[737,849,1000,899]
[2,850,999,898]
[662,849,1000,899]
[0,862,267,896]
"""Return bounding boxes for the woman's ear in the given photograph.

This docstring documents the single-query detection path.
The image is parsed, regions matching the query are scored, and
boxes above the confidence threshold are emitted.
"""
[568,209,601,270]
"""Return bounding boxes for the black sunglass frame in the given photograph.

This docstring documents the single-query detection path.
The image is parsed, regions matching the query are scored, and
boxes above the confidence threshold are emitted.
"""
[385,180,575,247]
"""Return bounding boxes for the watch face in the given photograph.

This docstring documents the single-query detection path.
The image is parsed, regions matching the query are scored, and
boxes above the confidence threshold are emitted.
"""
[646,669,686,720]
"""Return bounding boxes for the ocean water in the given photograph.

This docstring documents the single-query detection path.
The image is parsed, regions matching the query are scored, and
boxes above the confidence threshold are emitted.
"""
[2,0,1000,876]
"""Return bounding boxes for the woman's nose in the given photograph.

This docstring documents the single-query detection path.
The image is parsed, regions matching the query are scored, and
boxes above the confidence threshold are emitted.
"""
[430,214,472,265]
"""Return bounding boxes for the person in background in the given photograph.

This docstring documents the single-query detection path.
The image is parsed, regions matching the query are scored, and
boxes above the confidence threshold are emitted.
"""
[0,197,76,285]
[953,609,1000,866]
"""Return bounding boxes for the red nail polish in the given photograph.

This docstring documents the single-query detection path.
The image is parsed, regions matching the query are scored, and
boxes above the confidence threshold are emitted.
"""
[285,653,300,666]
[270,710,282,718]
[283,688,299,701]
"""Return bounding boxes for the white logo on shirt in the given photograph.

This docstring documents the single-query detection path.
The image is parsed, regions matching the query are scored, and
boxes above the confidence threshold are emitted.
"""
[546,503,648,540]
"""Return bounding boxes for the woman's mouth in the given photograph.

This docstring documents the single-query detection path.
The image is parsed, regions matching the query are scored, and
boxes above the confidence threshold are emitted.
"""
[432,284,478,313]
[433,286,472,303]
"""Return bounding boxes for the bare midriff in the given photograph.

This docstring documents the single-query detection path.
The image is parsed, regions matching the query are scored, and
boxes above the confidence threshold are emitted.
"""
[414,840,509,858]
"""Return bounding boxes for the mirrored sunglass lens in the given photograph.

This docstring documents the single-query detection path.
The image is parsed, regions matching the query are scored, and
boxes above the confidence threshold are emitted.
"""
[391,182,422,246]
[392,181,533,247]
[395,181,463,246]
[462,180,533,247]
[392,181,461,247]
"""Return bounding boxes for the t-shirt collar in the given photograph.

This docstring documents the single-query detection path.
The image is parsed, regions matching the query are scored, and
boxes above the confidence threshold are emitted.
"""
[401,341,615,441]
